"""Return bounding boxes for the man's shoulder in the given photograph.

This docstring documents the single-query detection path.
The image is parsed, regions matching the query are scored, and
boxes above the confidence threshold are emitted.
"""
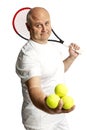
[20,41,35,55]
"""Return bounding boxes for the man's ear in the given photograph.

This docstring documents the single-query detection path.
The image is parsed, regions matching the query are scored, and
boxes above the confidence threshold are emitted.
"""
[26,22,30,31]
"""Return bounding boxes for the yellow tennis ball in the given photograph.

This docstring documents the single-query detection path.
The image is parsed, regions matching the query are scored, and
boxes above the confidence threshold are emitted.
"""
[62,96,74,109]
[46,94,60,109]
[54,84,68,97]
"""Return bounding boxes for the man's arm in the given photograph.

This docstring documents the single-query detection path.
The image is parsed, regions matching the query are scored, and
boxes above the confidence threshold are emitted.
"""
[63,43,80,72]
[25,76,75,114]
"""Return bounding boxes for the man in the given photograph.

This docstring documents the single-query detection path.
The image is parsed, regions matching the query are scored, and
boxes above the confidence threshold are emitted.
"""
[16,7,80,130]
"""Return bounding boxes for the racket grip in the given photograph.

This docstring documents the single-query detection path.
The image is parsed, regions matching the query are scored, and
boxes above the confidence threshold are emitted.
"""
[63,44,83,55]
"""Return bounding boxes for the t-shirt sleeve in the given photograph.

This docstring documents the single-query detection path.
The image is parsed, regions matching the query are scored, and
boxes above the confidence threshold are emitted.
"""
[16,50,41,83]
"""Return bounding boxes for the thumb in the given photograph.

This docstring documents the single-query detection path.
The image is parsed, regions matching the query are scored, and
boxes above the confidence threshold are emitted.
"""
[58,99,63,110]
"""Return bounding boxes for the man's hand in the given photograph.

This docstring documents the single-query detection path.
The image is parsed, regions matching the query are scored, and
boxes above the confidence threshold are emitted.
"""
[69,43,80,58]
[45,98,75,114]
[53,99,75,114]
[63,43,80,72]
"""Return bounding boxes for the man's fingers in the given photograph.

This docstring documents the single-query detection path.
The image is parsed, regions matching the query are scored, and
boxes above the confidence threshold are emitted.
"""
[62,105,76,113]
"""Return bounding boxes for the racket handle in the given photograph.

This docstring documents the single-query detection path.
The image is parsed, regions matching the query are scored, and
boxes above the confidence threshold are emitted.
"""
[63,44,84,55]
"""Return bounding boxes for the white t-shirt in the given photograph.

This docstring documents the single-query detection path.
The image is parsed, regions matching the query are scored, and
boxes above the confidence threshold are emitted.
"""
[16,40,66,129]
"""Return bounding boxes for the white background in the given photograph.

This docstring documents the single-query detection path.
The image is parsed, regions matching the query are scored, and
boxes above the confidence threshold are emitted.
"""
[0,0,87,130]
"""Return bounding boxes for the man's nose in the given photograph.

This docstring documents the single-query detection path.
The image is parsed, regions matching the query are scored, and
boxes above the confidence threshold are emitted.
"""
[42,25,46,31]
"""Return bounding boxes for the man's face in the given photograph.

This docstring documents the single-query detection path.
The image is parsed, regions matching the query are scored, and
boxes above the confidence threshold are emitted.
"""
[27,8,52,44]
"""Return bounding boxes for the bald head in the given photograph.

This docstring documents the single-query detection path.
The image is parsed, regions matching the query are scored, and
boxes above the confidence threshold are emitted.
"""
[26,7,51,26]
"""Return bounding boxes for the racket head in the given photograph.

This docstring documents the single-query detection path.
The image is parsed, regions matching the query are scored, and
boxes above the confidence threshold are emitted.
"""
[12,7,31,40]
[12,7,64,44]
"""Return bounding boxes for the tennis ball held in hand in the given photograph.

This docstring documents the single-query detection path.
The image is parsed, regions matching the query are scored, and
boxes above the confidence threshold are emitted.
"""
[46,94,60,109]
[62,96,74,109]
[54,84,68,97]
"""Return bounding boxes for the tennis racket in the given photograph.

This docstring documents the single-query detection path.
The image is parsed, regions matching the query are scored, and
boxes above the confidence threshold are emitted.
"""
[12,7,82,54]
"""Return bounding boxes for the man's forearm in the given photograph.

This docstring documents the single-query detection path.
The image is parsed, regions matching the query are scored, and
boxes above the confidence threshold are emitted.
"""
[63,56,76,72]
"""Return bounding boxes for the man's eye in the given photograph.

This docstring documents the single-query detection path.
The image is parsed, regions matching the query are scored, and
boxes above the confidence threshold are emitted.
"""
[45,22,49,26]
[36,24,42,28]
